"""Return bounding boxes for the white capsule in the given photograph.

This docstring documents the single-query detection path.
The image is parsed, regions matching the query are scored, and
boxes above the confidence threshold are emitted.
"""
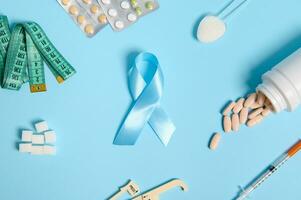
[223,116,232,133]
[209,132,221,150]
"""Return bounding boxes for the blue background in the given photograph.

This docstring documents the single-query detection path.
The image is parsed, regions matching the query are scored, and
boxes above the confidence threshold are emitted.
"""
[1,0,301,199]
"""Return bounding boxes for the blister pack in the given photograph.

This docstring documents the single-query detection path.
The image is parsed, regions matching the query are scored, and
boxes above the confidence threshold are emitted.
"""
[57,0,108,37]
[130,0,159,17]
[97,0,159,31]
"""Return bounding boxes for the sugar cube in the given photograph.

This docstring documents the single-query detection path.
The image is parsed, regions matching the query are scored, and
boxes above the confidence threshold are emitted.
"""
[19,143,32,153]
[32,135,45,144]
[35,121,49,133]
[44,131,56,144]
[31,146,44,155]
[21,130,32,142]
[44,146,56,155]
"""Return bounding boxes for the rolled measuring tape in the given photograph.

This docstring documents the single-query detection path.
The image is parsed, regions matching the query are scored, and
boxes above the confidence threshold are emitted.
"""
[0,15,76,93]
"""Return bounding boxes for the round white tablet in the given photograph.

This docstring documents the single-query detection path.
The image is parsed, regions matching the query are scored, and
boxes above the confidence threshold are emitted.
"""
[115,20,124,29]
[197,15,226,43]
[120,1,130,9]
[127,13,137,22]
[108,8,118,17]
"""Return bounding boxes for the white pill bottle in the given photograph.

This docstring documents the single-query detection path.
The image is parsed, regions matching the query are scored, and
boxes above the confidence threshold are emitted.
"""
[257,48,301,112]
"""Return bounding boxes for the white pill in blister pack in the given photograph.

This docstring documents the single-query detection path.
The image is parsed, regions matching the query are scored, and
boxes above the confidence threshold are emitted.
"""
[57,0,108,37]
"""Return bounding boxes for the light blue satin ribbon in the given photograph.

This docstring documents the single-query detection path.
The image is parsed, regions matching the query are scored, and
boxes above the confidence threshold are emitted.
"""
[114,52,176,146]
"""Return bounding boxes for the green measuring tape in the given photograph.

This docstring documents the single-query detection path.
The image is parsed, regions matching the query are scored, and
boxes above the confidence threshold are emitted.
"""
[0,15,76,93]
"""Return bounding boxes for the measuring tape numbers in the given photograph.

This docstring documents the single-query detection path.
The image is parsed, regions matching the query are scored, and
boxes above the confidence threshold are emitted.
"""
[0,15,76,93]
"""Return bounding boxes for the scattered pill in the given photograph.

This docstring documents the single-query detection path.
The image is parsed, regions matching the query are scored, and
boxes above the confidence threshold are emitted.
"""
[222,101,236,115]
[247,115,263,127]
[102,0,111,4]
[82,0,91,4]
[22,130,32,142]
[35,121,49,133]
[98,14,107,24]
[223,116,232,133]
[262,108,272,117]
[233,98,245,113]
[77,15,85,24]
[244,93,257,108]
[257,92,266,106]
[209,132,221,150]
[90,4,99,14]
[19,143,32,153]
[84,24,94,34]
[44,131,56,144]
[248,108,264,120]
[231,114,240,132]
[61,0,70,5]
[121,1,131,9]
[250,102,261,109]
[115,20,124,29]
[239,107,248,124]
[69,5,79,15]
[127,13,137,22]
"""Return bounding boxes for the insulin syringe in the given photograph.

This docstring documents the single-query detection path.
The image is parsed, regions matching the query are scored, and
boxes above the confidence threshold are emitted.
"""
[236,139,301,200]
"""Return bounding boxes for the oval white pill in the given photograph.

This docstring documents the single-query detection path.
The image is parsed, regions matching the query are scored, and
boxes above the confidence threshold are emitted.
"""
[231,114,240,132]
[209,132,221,150]
[197,15,226,43]
[233,98,245,113]
[102,0,111,4]
[115,20,124,29]
[121,1,130,9]
[222,101,236,116]
[108,8,118,17]
[127,13,137,22]
[244,93,257,108]
[239,107,248,124]
[223,116,232,133]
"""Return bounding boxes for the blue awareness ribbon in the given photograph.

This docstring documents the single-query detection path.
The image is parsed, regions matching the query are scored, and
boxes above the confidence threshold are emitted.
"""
[114,52,176,146]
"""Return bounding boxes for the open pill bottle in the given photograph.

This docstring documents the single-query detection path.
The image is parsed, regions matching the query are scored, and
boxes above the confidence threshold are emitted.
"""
[257,48,301,112]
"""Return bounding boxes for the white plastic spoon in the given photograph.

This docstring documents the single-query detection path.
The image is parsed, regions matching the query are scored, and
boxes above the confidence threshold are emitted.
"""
[197,0,249,43]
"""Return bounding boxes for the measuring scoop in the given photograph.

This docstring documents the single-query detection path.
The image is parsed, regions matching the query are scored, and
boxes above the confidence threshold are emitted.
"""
[197,0,249,43]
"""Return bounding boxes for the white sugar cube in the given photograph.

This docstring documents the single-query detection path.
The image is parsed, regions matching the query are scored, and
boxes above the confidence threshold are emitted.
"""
[35,121,49,133]
[31,146,44,155]
[32,135,45,144]
[44,146,56,155]
[21,130,32,142]
[44,131,56,143]
[19,143,32,153]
